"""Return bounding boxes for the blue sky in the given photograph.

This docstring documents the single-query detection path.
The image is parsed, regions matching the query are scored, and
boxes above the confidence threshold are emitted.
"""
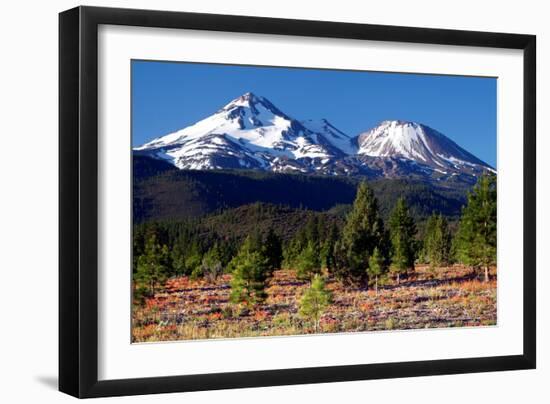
[132,60,497,166]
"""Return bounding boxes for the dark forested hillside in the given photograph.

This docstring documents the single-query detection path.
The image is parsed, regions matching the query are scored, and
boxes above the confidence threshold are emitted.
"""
[200,203,344,243]
[133,155,469,224]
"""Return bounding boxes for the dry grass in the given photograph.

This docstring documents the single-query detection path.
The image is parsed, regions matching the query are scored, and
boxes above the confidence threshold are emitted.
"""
[132,264,497,342]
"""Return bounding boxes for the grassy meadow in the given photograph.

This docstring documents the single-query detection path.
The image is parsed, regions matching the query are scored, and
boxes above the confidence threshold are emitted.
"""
[132,264,496,342]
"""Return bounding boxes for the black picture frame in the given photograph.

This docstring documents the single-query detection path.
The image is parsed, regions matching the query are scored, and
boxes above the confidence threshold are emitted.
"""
[59,5,536,398]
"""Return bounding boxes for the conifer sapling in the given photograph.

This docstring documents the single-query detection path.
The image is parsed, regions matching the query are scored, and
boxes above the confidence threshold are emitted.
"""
[298,275,333,332]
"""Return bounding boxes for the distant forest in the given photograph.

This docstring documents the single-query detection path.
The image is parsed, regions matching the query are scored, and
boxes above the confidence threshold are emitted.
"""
[133,155,470,223]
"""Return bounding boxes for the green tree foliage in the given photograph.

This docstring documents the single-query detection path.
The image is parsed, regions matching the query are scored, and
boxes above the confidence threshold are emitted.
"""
[134,234,171,297]
[367,247,387,294]
[296,241,322,280]
[264,228,283,271]
[229,237,272,305]
[195,243,224,282]
[282,227,307,269]
[170,250,186,276]
[334,182,387,284]
[423,213,452,269]
[305,216,320,247]
[133,221,205,278]
[320,223,339,271]
[248,230,265,252]
[298,275,333,332]
[131,172,488,296]
[282,215,335,271]
[454,174,497,282]
[183,242,203,276]
[388,198,417,283]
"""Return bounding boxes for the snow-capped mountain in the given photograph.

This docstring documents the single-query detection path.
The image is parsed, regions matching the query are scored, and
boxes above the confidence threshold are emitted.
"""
[356,120,493,175]
[134,92,347,173]
[134,93,494,181]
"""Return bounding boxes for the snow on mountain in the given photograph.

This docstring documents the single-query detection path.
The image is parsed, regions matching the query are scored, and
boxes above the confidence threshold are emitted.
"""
[135,92,347,172]
[134,94,494,182]
[356,120,494,175]
[301,118,358,155]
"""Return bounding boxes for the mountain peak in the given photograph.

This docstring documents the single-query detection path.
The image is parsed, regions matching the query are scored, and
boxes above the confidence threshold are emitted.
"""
[135,92,351,171]
[219,92,292,121]
[357,120,492,171]
[378,120,422,129]
[242,91,257,99]
[237,91,260,102]
[223,91,264,109]
[383,119,413,124]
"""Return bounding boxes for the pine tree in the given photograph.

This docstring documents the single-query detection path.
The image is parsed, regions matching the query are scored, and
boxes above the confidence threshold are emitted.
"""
[134,234,171,296]
[170,234,190,276]
[296,241,322,280]
[298,275,333,332]
[388,198,417,284]
[184,242,202,277]
[282,226,307,269]
[248,230,265,253]
[334,181,387,284]
[229,237,271,306]
[198,243,224,282]
[454,174,497,282]
[305,216,320,248]
[424,213,452,270]
[367,247,386,294]
[170,250,186,277]
[282,239,298,269]
[264,228,283,272]
[217,240,236,269]
[321,223,339,271]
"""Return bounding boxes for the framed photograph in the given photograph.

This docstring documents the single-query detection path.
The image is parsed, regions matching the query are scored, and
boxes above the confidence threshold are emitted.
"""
[59,6,536,398]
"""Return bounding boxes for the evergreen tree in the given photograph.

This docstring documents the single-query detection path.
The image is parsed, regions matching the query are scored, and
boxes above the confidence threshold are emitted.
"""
[197,243,224,282]
[298,275,333,333]
[132,230,146,275]
[264,228,283,272]
[305,215,320,247]
[424,213,452,269]
[134,234,171,296]
[321,223,339,271]
[282,237,300,269]
[367,247,386,294]
[170,233,196,276]
[229,236,271,305]
[388,198,417,284]
[282,224,313,270]
[184,242,202,276]
[216,240,237,269]
[334,182,387,284]
[454,174,497,282]
[171,250,186,277]
[295,226,308,248]
[296,241,322,280]
[248,230,265,253]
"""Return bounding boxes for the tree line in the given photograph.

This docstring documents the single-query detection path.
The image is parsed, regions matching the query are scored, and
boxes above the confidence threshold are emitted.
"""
[133,174,496,304]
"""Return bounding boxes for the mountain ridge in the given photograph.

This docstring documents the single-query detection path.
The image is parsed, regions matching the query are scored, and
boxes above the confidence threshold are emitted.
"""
[134,92,495,183]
